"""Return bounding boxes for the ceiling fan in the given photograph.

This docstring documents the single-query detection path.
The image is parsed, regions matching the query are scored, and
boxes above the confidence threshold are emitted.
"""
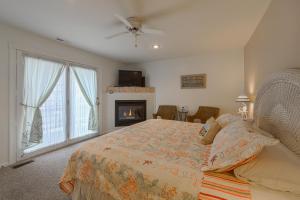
[105,14,165,47]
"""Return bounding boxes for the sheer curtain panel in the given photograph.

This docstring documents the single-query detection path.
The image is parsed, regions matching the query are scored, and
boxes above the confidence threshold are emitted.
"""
[21,56,64,151]
[70,66,98,131]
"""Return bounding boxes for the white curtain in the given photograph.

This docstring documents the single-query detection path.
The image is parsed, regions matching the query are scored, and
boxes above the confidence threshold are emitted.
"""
[70,66,98,130]
[22,56,65,150]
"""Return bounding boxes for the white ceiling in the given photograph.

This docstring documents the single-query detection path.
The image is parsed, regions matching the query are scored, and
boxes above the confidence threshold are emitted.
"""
[0,0,271,63]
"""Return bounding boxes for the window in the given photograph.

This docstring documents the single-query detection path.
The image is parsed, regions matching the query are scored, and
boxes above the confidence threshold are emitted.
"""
[18,54,98,157]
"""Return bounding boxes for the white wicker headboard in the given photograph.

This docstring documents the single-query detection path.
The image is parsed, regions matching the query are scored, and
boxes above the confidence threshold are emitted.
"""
[254,69,300,157]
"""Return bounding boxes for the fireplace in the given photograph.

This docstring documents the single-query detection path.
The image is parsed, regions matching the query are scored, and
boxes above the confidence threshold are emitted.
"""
[115,100,146,127]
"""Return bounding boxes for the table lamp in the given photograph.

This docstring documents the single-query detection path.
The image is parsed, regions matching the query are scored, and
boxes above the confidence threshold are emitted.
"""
[236,95,250,120]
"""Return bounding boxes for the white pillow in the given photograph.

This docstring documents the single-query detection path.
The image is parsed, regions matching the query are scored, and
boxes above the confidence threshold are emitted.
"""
[216,113,241,128]
[201,121,278,172]
[234,143,300,195]
[252,126,274,138]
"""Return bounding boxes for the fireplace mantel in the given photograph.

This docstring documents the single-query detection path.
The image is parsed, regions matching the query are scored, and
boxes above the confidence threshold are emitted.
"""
[107,86,155,94]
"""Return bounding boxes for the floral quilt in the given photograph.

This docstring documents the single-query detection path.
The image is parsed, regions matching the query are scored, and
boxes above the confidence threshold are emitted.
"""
[60,119,207,200]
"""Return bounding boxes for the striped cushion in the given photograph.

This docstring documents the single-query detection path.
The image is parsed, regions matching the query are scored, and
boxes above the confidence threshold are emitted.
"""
[199,172,251,200]
[59,180,74,194]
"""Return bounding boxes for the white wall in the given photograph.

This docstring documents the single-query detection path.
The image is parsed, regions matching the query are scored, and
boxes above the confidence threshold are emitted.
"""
[245,0,300,99]
[140,49,244,115]
[0,22,122,166]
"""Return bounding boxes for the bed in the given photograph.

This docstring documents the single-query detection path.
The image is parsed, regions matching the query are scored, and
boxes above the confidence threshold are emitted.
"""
[60,69,300,200]
[60,120,206,199]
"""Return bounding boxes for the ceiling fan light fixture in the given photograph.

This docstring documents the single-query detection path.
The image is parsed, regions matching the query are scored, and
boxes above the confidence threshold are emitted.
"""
[108,14,164,48]
[152,44,160,49]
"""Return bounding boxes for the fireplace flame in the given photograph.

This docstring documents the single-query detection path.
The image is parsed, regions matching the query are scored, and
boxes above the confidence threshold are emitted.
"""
[129,109,132,116]
[123,108,134,118]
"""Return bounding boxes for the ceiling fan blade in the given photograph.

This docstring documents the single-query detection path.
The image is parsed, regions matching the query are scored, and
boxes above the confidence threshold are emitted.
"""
[141,28,165,35]
[114,14,133,28]
[105,31,129,39]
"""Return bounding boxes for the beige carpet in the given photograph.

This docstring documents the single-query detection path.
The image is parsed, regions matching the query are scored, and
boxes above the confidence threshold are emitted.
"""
[0,144,80,200]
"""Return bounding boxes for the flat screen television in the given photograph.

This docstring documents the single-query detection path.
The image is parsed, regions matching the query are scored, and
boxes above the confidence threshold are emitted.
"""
[118,70,143,87]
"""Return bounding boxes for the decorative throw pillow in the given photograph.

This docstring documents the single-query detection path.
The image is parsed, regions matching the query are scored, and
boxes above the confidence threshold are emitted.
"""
[234,143,300,195]
[201,121,279,172]
[199,117,222,145]
[216,113,241,128]
[199,117,214,136]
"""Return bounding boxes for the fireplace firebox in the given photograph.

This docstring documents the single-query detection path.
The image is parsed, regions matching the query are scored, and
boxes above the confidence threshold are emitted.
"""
[115,100,146,127]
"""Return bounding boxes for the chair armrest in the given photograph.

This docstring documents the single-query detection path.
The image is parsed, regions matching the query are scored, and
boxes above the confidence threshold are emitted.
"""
[153,113,158,119]
[187,115,204,123]
[194,119,203,123]
[187,115,194,122]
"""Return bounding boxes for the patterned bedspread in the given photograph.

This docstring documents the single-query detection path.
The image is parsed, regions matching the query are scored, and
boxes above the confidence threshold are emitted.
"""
[60,119,206,200]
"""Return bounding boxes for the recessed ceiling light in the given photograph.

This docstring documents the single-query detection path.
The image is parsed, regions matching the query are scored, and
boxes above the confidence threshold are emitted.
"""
[152,44,160,49]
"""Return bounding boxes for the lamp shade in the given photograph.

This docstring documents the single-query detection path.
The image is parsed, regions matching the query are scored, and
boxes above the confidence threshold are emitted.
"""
[236,95,250,102]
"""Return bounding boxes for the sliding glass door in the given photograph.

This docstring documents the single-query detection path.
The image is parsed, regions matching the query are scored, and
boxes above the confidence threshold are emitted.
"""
[17,53,99,159]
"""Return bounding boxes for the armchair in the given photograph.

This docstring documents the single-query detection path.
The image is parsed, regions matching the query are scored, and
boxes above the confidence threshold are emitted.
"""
[187,106,220,123]
[153,105,177,120]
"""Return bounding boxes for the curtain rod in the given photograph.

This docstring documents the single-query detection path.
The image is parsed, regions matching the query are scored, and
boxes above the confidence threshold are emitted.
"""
[16,48,98,71]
